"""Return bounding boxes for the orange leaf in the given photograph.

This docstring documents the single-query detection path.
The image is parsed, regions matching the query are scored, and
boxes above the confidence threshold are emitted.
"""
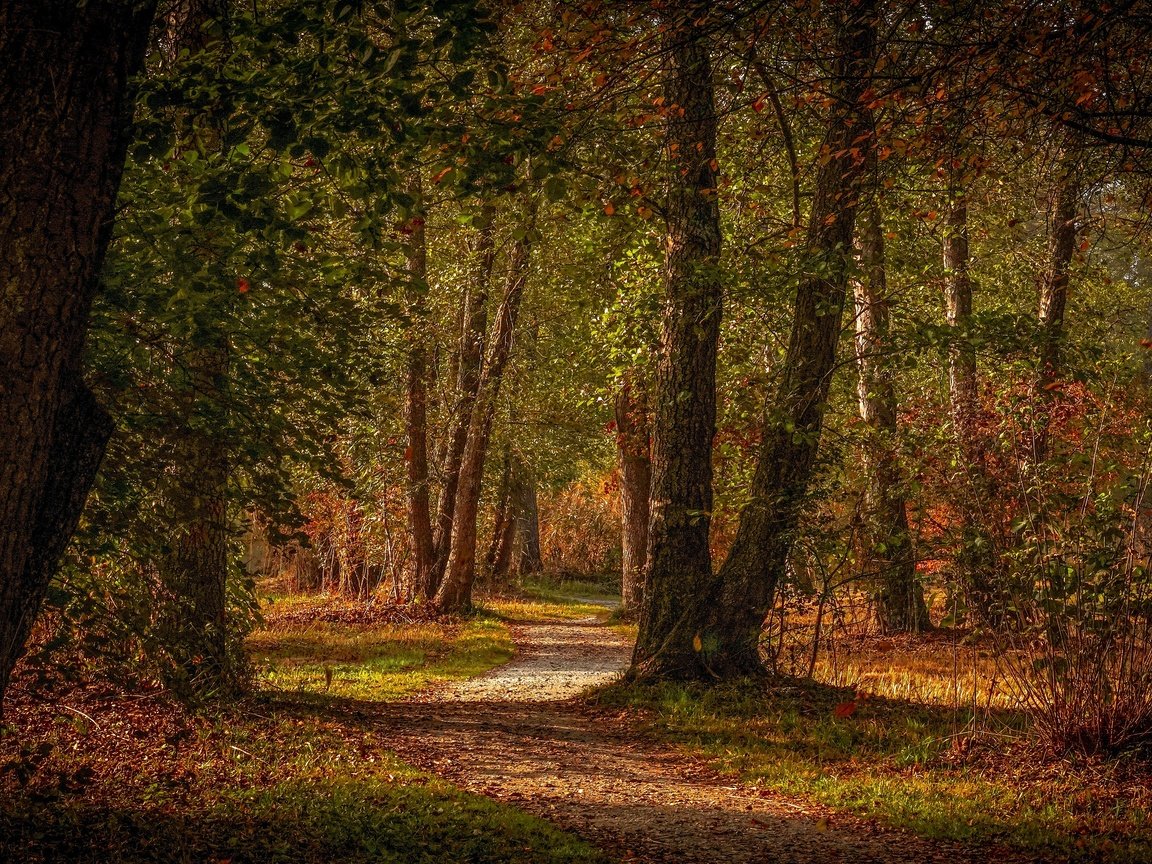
[603,201,616,216]
[236,278,250,294]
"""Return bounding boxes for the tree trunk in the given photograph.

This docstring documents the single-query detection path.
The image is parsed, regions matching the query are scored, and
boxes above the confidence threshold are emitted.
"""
[512,457,543,576]
[944,199,978,437]
[942,191,1000,623]
[629,8,723,680]
[435,209,536,613]
[427,205,497,598]
[403,173,435,599]
[484,445,515,583]
[154,0,239,695]
[1033,167,1080,462]
[701,0,879,677]
[0,0,156,711]
[615,379,651,611]
[853,205,929,633]
[157,339,232,688]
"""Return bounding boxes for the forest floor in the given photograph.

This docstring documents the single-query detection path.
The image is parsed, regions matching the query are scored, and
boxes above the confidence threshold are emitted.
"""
[4,588,1150,862]
[376,598,1031,864]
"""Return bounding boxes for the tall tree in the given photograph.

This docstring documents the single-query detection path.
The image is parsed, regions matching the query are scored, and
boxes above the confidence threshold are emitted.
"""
[1033,155,1081,462]
[700,0,879,676]
[150,0,241,696]
[0,0,157,710]
[427,205,496,598]
[435,203,537,612]
[853,203,929,632]
[630,4,723,679]
[403,173,435,598]
[511,455,543,576]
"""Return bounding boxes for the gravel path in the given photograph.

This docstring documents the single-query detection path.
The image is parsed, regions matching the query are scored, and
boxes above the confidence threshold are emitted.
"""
[385,608,1033,864]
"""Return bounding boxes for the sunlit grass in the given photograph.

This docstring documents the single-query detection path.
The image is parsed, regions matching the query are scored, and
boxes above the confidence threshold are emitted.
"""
[248,598,514,701]
[599,672,1152,861]
[484,594,611,623]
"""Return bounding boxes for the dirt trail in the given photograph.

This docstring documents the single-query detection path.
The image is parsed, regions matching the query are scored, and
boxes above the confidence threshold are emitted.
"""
[387,609,1024,864]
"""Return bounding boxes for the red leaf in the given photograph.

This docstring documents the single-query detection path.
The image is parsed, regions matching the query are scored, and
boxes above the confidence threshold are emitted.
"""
[833,700,857,718]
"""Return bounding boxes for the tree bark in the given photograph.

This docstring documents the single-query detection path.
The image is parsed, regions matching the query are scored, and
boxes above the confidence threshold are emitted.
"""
[943,188,1000,623]
[701,0,879,677]
[484,445,515,583]
[615,379,651,612]
[1033,166,1080,462]
[403,173,435,599]
[0,0,156,711]
[512,456,543,576]
[943,198,978,439]
[426,205,497,598]
[853,205,928,633]
[629,7,723,680]
[435,207,536,613]
[153,0,238,694]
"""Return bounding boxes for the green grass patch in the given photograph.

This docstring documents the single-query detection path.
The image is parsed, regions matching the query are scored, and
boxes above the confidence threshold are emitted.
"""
[518,574,621,603]
[249,607,514,701]
[485,593,613,623]
[596,678,1152,862]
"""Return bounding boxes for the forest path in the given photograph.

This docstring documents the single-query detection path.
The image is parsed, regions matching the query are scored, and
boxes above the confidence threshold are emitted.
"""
[381,604,1017,864]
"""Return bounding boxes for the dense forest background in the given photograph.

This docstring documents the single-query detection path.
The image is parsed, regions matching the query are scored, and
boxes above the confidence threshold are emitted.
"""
[4,0,1152,860]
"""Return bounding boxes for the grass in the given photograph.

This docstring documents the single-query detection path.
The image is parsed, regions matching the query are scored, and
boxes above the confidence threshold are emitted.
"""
[249,595,515,700]
[2,589,604,864]
[597,659,1152,862]
[1,693,604,864]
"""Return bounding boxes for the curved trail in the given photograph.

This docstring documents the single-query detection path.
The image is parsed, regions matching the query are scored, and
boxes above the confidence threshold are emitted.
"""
[385,607,1022,864]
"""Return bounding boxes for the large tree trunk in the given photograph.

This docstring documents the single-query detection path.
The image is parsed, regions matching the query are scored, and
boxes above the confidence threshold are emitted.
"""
[615,378,651,612]
[700,0,879,677]
[403,173,435,599]
[435,211,535,613]
[853,205,929,633]
[629,7,723,680]
[157,339,232,688]
[426,206,496,598]
[0,0,156,711]
[1033,166,1080,462]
